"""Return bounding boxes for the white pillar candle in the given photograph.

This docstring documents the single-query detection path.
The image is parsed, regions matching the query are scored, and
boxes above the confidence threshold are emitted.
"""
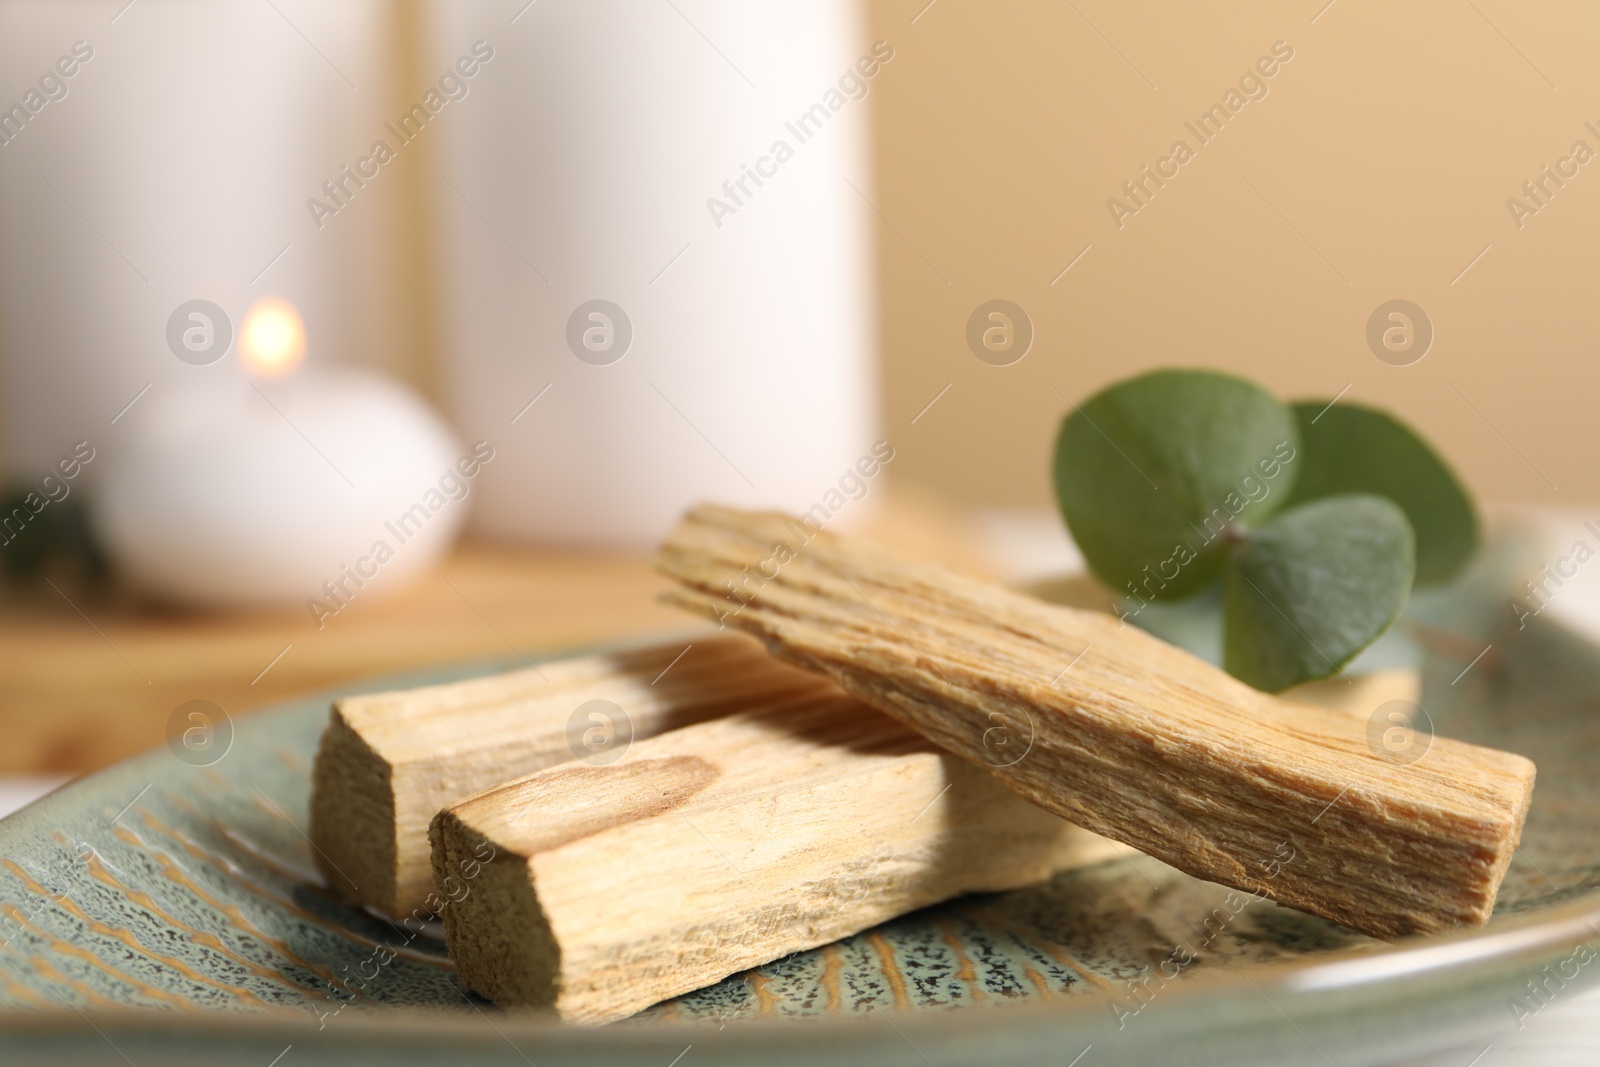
[0,1,464,610]
[425,0,881,548]
[0,0,405,471]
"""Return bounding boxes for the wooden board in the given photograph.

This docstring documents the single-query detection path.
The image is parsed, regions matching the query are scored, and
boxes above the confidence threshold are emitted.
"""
[0,490,990,775]
[0,546,694,774]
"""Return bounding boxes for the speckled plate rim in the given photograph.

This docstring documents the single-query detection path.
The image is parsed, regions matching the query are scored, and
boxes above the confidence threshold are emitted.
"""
[1,888,1597,1067]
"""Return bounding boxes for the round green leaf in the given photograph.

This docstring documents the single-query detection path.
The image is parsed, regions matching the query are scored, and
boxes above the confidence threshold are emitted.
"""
[1286,401,1477,585]
[1053,369,1301,600]
[1224,494,1415,692]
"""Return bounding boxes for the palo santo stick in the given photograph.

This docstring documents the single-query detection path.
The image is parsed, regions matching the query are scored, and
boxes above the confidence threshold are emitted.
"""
[310,633,837,918]
[431,691,1126,1024]
[655,505,1538,939]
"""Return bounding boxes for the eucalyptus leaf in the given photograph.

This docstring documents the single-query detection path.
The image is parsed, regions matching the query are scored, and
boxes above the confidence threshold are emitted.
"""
[1286,401,1477,585]
[1053,369,1300,601]
[1223,494,1414,692]
[1122,584,1224,665]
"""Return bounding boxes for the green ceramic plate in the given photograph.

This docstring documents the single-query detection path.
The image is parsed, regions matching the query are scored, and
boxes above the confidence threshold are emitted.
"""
[1,538,1597,1066]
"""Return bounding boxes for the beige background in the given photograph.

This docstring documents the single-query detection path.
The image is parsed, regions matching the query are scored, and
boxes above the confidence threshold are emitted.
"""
[5,0,1591,513]
[862,0,1597,510]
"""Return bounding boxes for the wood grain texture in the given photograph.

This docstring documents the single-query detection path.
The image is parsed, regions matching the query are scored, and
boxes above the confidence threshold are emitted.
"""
[431,691,1126,1024]
[655,504,1538,939]
[310,633,836,918]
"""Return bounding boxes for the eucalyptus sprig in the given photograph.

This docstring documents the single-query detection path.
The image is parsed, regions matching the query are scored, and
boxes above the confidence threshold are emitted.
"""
[1052,369,1477,692]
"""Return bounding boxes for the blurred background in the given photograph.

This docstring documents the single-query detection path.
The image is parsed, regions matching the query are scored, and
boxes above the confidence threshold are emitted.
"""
[1,0,1596,781]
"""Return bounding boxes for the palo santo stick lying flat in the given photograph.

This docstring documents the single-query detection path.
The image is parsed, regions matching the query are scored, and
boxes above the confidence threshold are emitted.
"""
[431,690,1126,1024]
[310,633,837,918]
[655,505,1538,939]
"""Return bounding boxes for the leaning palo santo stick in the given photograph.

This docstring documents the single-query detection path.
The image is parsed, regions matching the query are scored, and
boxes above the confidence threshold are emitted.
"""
[655,505,1537,940]
[310,633,836,919]
[431,690,1126,1024]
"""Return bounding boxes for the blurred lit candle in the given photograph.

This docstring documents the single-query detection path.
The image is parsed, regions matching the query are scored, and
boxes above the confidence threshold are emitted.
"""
[239,297,308,379]
[92,298,466,611]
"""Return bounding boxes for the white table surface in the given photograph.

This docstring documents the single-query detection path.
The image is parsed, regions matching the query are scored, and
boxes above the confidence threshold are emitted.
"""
[0,775,68,821]
[1397,997,1600,1066]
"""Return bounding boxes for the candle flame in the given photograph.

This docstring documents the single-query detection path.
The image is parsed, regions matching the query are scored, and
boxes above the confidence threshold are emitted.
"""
[239,297,306,377]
